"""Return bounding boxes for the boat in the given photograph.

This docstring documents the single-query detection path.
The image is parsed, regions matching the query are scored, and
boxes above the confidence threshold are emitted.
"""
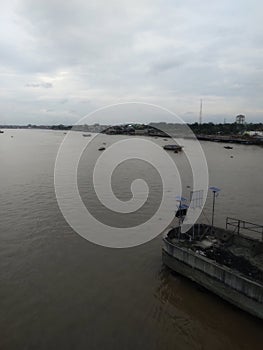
[163,144,183,152]
[162,220,263,319]
[98,147,106,151]
[83,134,91,137]
[224,146,233,149]
[0,130,4,134]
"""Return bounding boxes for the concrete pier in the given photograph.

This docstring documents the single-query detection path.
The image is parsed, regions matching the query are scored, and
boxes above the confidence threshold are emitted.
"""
[162,238,263,319]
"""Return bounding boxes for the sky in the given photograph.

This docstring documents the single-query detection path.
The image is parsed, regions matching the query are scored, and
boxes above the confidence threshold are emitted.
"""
[0,0,263,125]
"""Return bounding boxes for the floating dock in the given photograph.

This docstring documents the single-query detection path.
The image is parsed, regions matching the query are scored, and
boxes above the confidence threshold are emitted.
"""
[162,222,263,319]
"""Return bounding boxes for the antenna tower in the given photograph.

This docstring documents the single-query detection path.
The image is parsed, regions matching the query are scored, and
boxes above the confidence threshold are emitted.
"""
[199,99,203,125]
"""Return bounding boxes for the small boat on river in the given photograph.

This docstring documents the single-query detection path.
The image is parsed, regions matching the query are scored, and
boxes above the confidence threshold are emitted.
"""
[163,144,183,152]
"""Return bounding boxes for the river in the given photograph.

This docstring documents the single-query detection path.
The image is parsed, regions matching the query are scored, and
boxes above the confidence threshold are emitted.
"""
[0,129,262,350]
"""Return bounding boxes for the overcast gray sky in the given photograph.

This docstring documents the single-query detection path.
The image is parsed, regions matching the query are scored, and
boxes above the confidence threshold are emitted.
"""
[0,0,262,124]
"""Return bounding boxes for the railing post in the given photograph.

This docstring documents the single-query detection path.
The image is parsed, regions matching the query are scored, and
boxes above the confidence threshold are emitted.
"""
[237,220,240,235]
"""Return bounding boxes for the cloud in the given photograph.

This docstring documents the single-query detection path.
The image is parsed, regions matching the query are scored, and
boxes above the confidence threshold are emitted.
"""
[0,0,262,124]
[25,82,53,88]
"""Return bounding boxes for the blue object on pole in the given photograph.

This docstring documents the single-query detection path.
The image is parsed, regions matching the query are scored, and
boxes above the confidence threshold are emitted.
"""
[178,204,189,210]
[176,196,188,202]
[209,186,221,193]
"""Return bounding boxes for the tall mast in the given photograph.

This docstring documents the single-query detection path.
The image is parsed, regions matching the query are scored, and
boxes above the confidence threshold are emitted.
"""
[199,99,203,125]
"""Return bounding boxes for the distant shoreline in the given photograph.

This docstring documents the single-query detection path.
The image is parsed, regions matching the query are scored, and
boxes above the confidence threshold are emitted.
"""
[1,122,262,145]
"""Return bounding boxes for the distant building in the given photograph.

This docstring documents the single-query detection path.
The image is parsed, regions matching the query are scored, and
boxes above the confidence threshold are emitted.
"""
[134,129,147,135]
[244,131,263,137]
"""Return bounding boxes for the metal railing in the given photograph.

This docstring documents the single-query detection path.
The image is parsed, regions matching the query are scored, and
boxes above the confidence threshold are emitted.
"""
[226,217,263,240]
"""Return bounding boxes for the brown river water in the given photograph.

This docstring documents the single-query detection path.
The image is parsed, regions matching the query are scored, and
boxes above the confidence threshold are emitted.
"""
[0,129,262,350]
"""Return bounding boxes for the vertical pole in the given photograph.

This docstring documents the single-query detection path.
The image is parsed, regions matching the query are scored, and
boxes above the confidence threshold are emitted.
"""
[211,190,216,233]
[179,200,183,239]
[178,200,181,240]
[199,99,203,125]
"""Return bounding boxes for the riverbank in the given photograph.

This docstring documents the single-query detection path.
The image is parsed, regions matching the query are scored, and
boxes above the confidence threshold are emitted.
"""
[197,134,263,145]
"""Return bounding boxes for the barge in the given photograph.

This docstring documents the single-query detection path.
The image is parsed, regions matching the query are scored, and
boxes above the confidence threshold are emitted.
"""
[163,144,183,152]
[162,221,263,319]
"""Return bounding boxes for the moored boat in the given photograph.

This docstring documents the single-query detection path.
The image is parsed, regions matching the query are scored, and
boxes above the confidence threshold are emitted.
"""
[163,144,183,152]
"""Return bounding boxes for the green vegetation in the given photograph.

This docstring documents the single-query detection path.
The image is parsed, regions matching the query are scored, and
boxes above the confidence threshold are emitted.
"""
[188,122,263,135]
